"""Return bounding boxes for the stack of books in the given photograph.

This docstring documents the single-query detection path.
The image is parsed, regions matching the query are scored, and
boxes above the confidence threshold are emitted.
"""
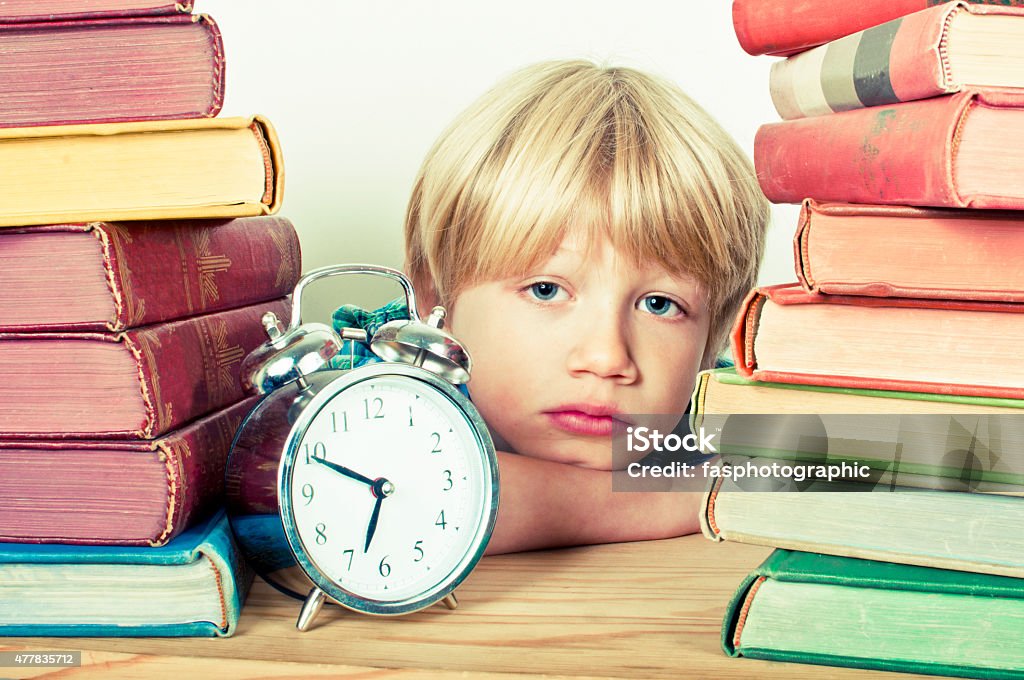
[0,0,298,637]
[697,0,1024,675]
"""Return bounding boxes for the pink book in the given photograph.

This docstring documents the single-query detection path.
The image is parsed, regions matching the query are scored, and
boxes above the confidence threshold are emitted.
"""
[0,14,223,127]
[0,298,289,439]
[0,398,255,546]
[0,217,301,332]
[0,0,193,22]
[795,200,1024,302]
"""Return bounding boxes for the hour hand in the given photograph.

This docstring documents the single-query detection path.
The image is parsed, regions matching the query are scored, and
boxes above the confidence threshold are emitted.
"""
[364,478,394,553]
[309,456,375,487]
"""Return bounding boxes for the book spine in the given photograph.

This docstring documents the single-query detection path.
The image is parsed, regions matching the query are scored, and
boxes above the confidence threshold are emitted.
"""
[124,298,289,439]
[732,0,930,56]
[197,514,254,636]
[769,5,954,120]
[755,92,970,207]
[730,289,765,381]
[0,15,224,128]
[155,398,258,546]
[0,1,192,22]
[88,217,300,333]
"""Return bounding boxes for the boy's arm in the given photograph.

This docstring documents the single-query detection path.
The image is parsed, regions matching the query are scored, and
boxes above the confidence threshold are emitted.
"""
[484,451,704,555]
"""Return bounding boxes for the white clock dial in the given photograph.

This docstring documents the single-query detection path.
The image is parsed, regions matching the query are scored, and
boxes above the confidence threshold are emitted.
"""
[287,372,490,605]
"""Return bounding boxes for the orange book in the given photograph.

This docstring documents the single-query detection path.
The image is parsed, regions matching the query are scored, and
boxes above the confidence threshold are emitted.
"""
[732,284,1024,399]
[756,89,1024,209]
[795,200,1024,302]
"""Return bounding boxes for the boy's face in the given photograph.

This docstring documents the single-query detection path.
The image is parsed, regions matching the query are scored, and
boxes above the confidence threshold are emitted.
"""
[445,232,710,471]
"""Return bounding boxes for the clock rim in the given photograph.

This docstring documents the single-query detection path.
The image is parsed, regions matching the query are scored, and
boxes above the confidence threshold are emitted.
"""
[278,362,499,616]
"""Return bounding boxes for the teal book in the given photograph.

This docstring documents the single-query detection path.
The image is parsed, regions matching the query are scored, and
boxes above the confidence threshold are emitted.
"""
[0,509,251,637]
[725,549,1024,679]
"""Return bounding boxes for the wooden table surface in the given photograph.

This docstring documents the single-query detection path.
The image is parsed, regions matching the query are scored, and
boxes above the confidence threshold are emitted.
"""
[2,536,935,679]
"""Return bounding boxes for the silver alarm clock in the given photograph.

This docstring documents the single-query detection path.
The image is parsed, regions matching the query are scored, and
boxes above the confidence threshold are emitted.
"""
[225,264,499,631]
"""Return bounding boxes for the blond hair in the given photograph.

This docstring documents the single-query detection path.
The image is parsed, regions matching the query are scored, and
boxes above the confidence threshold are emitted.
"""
[405,60,769,367]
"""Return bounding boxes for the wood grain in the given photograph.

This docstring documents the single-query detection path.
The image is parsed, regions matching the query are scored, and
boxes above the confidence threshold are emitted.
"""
[2,536,935,679]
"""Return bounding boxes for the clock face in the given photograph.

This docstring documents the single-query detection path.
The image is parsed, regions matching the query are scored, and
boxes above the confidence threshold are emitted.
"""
[284,367,495,612]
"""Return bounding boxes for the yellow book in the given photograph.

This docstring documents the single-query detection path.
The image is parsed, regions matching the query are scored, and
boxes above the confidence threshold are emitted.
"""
[0,115,283,227]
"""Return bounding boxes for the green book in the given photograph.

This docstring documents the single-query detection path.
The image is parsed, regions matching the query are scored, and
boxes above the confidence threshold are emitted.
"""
[691,368,1024,490]
[725,549,1024,679]
[701,477,1024,578]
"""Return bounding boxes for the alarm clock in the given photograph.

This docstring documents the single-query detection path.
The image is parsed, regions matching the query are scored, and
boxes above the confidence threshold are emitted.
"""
[225,264,499,631]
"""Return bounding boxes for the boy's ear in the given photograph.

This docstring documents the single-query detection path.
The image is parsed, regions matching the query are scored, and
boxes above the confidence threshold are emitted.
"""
[410,271,441,320]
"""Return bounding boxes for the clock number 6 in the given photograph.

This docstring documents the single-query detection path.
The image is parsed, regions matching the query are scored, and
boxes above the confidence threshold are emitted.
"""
[379,555,391,577]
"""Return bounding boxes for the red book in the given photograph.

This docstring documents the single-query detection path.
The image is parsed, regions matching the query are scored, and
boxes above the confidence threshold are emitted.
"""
[0,398,255,546]
[755,89,1024,209]
[732,0,1024,57]
[0,216,301,332]
[732,283,1024,399]
[0,14,223,127]
[795,200,1024,302]
[0,298,289,439]
[0,0,193,22]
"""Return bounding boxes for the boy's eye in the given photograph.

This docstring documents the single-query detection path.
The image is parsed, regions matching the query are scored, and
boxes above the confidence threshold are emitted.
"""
[528,282,564,301]
[639,295,683,317]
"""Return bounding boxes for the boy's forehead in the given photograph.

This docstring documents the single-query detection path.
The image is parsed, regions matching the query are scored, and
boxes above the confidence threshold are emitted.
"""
[531,230,702,287]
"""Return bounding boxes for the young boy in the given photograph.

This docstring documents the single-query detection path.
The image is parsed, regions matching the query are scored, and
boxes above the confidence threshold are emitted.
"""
[343,60,768,554]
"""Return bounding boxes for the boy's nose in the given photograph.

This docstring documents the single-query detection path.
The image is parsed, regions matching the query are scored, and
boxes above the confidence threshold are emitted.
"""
[565,314,638,383]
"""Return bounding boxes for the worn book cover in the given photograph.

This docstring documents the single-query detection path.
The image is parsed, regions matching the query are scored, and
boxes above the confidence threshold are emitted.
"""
[0,216,300,332]
[732,284,1024,399]
[770,2,1024,120]
[0,510,252,637]
[794,200,1024,301]
[0,398,257,546]
[756,88,1024,209]
[0,14,224,127]
[0,297,289,439]
[724,549,1024,678]
[732,0,1024,57]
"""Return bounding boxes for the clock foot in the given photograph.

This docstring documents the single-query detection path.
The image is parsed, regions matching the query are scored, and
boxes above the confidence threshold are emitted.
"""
[297,587,327,632]
[441,592,458,610]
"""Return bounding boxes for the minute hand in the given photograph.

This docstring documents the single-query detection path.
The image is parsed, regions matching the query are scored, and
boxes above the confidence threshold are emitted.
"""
[310,456,375,487]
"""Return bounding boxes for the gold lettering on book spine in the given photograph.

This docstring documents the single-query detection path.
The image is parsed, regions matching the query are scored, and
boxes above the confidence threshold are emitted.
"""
[105,223,146,329]
[196,318,244,405]
[270,223,299,288]
[192,229,232,308]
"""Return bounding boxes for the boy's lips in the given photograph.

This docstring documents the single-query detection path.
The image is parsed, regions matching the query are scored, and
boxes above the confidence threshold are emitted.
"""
[543,404,630,437]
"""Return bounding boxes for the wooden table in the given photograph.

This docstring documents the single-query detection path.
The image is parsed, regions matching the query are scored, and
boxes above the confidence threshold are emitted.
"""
[1,536,933,679]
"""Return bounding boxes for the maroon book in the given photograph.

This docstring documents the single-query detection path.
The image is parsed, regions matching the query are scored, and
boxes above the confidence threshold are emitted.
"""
[0,298,289,439]
[0,14,224,127]
[0,0,194,22]
[0,216,301,332]
[0,397,256,546]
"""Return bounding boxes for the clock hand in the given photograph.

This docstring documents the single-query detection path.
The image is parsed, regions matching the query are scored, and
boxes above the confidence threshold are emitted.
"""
[310,456,375,488]
[364,477,394,553]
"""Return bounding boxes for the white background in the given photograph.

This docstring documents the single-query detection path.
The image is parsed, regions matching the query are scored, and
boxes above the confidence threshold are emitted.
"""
[202,1,796,324]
